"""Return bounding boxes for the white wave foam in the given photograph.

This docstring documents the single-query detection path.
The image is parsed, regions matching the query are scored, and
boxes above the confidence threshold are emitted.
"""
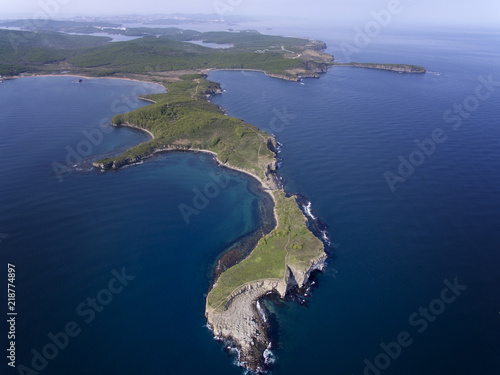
[321,230,331,245]
[303,201,317,220]
[263,343,276,365]
[256,300,267,323]
[229,346,243,367]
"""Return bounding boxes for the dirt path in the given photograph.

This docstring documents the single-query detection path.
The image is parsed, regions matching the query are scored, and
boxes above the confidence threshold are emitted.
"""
[191,78,200,98]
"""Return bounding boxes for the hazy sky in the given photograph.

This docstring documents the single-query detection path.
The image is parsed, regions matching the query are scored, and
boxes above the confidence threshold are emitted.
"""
[1,0,499,29]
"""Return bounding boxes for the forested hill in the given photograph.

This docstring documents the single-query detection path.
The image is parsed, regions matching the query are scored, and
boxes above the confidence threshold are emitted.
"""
[0,27,333,80]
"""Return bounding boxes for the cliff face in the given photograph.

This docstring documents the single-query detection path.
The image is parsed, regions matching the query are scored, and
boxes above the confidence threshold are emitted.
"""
[201,82,223,96]
[303,60,329,74]
[206,251,327,371]
[288,252,328,288]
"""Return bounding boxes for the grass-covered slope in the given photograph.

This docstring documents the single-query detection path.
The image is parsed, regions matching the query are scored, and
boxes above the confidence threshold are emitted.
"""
[207,190,325,311]
[94,75,275,180]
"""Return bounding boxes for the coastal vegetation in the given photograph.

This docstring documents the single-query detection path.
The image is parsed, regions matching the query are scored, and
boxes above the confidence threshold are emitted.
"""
[92,76,326,371]
[207,190,325,311]
[0,20,426,370]
[68,37,306,78]
[95,75,275,180]
[89,70,326,371]
[0,29,111,76]
[0,27,332,80]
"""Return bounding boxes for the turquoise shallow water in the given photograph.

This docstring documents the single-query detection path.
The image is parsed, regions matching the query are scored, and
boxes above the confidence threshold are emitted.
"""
[1,27,500,375]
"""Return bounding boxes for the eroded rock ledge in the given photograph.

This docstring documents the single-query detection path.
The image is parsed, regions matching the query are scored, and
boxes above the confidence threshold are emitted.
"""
[205,189,327,372]
[206,252,327,372]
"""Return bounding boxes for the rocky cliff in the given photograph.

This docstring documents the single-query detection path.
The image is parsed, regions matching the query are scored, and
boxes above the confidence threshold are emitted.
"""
[206,250,327,372]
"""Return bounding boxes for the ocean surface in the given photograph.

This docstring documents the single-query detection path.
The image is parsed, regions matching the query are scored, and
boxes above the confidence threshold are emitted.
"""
[1,27,500,375]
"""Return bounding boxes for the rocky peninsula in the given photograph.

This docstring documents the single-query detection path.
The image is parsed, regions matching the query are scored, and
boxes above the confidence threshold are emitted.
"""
[333,62,426,73]
[92,72,328,372]
[206,189,326,371]
[3,24,421,372]
[0,22,430,372]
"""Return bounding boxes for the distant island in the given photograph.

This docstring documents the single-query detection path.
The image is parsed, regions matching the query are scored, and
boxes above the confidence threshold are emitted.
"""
[0,22,425,372]
[333,62,426,73]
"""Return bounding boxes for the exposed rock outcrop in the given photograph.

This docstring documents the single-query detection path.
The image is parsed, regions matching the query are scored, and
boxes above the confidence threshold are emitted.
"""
[201,81,223,96]
[303,60,329,74]
[266,137,278,153]
[206,251,327,372]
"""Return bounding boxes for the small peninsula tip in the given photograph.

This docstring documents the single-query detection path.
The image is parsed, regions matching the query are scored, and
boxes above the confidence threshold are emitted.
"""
[206,190,326,371]
[333,62,426,73]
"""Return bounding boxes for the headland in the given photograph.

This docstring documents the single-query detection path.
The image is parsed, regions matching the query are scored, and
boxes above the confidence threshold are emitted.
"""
[0,24,424,372]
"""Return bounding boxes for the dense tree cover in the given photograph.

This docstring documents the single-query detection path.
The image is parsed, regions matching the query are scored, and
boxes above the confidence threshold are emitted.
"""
[0,29,110,76]
[0,28,331,79]
[97,76,275,180]
[68,37,304,75]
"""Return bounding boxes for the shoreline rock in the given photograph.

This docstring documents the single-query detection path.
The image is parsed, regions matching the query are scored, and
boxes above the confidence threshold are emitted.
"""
[206,251,327,372]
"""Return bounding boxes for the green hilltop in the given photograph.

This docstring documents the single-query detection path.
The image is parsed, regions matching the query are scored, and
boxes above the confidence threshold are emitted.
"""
[94,74,276,181]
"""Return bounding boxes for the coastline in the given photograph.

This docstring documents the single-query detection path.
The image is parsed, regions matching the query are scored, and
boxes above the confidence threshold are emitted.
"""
[203,68,298,81]
[94,140,280,226]
[136,96,158,104]
[332,62,426,74]
[114,122,156,140]
[93,122,326,372]
[205,188,327,372]
[202,68,323,81]
[4,28,429,372]
[84,73,325,372]
[9,73,167,90]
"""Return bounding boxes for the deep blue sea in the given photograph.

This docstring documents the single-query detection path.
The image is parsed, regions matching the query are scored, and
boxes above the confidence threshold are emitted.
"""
[1,27,500,375]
